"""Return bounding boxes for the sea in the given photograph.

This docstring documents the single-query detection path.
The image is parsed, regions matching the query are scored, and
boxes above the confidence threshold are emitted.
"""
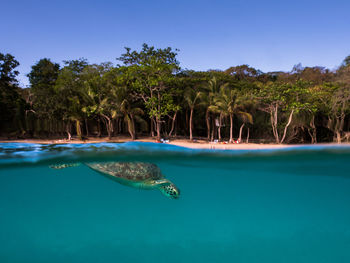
[0,142,350,263]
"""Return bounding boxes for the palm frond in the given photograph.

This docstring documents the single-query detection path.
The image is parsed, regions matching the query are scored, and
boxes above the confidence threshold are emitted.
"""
[131,107,144,116]
[237,111,253,124]
[134,115,148,132]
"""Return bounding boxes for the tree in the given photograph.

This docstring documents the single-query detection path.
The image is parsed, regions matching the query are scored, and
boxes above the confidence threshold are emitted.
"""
[82,65,147,140]
[119,92,147,140]
[184,87,201,140]
[320,65,350,143]
[28,59,60,93]
[117,44,180,140]
[258,81,313,143]
[329,87,350,143]
[81,63,115,138]
[55,58,89,139]
[27,58,60,135]
[0,53,26,134]
[200,77,222,141]
[166,78,182,137]
[210,86,252,142]
[341,55,350,68]
[225,65,262,81]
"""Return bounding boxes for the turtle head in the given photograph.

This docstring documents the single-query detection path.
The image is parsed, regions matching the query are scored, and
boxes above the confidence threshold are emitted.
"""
[158,182,180,199]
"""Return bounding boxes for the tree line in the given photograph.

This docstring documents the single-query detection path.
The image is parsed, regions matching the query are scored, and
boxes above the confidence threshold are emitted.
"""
[1,44,350,143]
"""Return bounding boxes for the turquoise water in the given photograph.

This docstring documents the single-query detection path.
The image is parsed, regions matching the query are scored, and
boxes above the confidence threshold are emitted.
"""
[1,142,350,263]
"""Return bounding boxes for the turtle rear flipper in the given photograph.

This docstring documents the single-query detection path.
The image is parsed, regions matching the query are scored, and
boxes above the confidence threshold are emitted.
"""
[49,163,80,169]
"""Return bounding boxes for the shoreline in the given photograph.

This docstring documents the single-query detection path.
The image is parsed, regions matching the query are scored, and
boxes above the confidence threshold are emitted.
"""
[1,137,349,150]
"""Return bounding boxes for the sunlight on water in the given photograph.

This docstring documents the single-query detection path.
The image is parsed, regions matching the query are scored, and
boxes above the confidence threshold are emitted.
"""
[1,143,350,262]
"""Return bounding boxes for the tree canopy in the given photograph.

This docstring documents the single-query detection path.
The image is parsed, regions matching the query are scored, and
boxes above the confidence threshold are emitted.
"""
[1,48,350,144]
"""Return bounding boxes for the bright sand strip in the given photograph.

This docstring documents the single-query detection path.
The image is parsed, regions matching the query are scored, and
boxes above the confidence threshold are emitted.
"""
[168,140,291,150]
[0,137,313,150]
[1,136,349,149]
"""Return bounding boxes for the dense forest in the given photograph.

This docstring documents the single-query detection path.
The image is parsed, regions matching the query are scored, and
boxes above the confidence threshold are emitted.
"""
[1,44,350,143]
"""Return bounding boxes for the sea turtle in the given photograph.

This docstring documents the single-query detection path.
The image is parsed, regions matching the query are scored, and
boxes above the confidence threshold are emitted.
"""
[49,162,180,199]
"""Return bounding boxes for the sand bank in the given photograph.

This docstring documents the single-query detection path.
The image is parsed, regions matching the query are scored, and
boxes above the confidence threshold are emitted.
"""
[2,136,345,150]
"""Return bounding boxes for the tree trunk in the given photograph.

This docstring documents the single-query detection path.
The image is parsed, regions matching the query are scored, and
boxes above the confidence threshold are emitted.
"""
[101,114,113,140]
[308,115,317,144]
[85,118,89,137]
[102,118,108,138]
[97,118,102,137]
[131,117,136,140]
[156,117,161,141]
[169,111,177,137]
[112,119,117,136]
[270,105,280,143]
[229,113,233,143]
[280,109,294,144]
[238,123,245,142]
[189,108,194,140]
[126,115,136,140]
[185,110,189,136]
[336,131,342,143]
[156,90,162,140]
[150,117,155,137]
[49,119,52,136]
[335,107,346,143]
[206,109,210,141]
[75,119,82,140]
[211,116,215,142]
[218,115,222,141]
[118,118,122,134]
[246,127,250,143]
[109,120,113,139]
[66,122,72,140]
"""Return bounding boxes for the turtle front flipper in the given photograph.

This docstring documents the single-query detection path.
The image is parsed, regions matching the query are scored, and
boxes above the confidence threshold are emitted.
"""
[151,178,171,186]
[49,163,80,169]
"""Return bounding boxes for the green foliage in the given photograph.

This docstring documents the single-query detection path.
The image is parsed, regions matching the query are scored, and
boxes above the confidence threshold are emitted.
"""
[225,64,263,81]
[259,80,314,113]
[341,55,350,67]
[184,88,201,110]
[2,48,350,143]
[117,44,181,138]
[28,58,60,118]
[0,53,27,133]
[0,53,19,86]
[217,86,253,122]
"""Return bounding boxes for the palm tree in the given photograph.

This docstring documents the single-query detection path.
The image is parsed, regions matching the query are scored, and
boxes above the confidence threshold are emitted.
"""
[80,63,115,138]
[212,86,253,143]
[200,77,223,141]
[120,98,147,140]
[99,98,117,139]
[184,88,201,140]
[81,80,116,139]
[107,85,147,140]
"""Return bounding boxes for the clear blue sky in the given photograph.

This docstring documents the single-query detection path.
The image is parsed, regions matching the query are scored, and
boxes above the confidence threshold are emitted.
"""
[2,0,350,87]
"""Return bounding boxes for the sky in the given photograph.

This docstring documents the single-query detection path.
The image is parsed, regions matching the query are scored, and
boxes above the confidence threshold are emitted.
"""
[1,0,350,87]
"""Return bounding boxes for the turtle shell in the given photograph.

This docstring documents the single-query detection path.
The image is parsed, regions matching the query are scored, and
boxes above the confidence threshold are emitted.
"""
[86,162,163,182]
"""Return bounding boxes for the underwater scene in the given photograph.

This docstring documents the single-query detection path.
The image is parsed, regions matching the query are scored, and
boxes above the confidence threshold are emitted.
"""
[1,142,350,263]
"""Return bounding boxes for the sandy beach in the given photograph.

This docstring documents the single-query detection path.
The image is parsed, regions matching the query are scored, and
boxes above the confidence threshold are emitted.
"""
[1,137,348,150]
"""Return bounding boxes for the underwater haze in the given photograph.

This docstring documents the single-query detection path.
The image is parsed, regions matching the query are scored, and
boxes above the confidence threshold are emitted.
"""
[1,142,350,263]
